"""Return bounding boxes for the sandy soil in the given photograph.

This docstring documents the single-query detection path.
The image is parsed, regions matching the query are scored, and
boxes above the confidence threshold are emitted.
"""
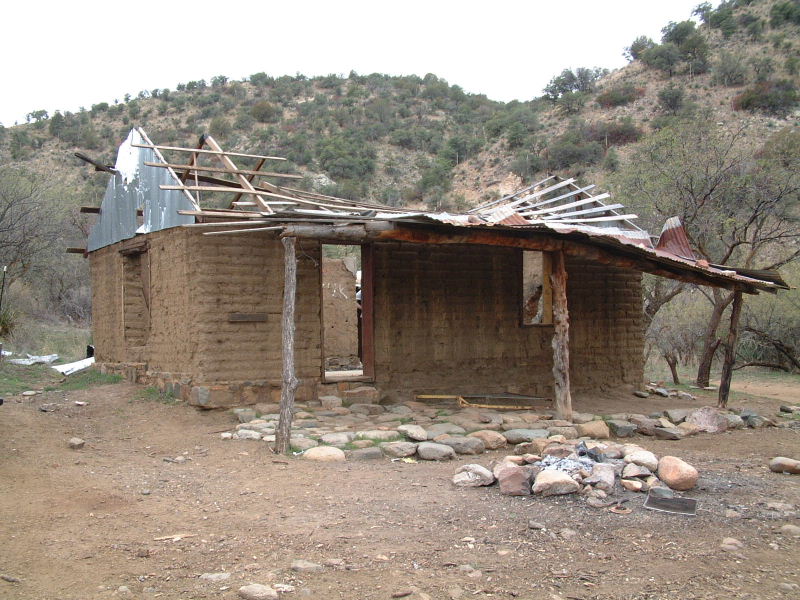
[1,382,798,600]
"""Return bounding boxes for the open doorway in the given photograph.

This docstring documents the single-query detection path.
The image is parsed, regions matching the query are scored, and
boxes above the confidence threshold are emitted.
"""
[321,244,373,381]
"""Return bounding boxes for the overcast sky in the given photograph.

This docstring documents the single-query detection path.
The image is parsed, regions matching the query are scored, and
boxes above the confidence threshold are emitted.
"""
[1,0,704,126]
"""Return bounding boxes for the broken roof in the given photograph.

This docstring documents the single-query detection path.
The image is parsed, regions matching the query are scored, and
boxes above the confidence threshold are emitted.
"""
[80,128,787,295]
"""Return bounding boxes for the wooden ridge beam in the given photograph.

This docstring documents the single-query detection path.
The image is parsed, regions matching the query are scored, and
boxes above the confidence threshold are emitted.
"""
[144,162,303,179]
[201,134,274,213]
[132,143,286,161]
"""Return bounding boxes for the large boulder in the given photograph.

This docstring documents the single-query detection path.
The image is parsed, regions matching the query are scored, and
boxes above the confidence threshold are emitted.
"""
[657,456,699,490]
[238,584,278,600]
[416,442,456,461]
[686,407,728,433]
[769,457,800,474]
[426,423,466,439]
[532,470,580,496]
[319,432,354,446]
[440,436,486,455]
[468,430,507,449]
[303,446,346,462]
[503,429,549,444]
[452,464,495,487]
[381,441,418,458]
[547,426,578,439]
[496,465,536,495]
[607,420,637,438]
[575,420,610,439]
[653,427,684,440]
[583,463,616,491]
[397,424,427,441]
[624,450,659,472]
[664,409,690,424]
[355,430,401,442]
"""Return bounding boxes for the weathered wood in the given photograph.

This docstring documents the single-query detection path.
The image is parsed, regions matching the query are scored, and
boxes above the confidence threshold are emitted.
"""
[65,247,87,254]
[79,206,101,214]
[360,244,375,379]
[132,143,286,161]
[550,251,572,421]
[718,290,743,408]
[200,135,275,213]
[275,236,299,455]
[144,162,303,179]
[228,312,268,322]
[136,128,200,210]
[203,226,284,236]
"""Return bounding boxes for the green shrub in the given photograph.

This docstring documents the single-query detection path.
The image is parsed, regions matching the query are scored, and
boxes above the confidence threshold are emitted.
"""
[624,35,655,61]
[713,52,748,87]
[251,101,281,123]
[658,84,685,114]
[771,1,800,27]
[585,118,643,146]
[596,84,645,108]
[733,80,799,116]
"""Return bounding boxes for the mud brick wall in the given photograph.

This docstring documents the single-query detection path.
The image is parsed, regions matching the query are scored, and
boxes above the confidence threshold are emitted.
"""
[90,245,126,363]
[566,256,644,393]
[188,231,321,384]
[371,243,554,400]
[122,253,149,347]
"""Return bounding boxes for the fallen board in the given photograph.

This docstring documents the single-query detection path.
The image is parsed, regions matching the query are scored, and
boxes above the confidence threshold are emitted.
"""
[643,492,697,516]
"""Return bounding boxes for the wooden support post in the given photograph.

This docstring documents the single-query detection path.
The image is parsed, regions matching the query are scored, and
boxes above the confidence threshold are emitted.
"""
[718,290,743,409]
[550,251,573,421]
[275,236,300,455]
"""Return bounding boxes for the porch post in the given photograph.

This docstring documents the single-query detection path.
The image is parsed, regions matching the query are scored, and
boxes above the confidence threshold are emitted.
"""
[275,236,299,455]
[550,250,573,421]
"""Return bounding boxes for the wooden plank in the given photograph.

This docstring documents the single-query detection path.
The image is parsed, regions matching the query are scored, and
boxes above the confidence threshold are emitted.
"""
[542,214,638,223]
[136,128,200,210]
[467,175,556,214]
[506,178,575,209]
[232,157,266,205]
[163,185,373,212]
[550,250,572,421]
[203,226,284,236]
[184,220,272,227]
[360,243,375,379]
[177,210,265,219]
[525,185,596,210]
[66,247,87,254]
[132,143,286,161]
[521,195,611,217]
[144,162,303,179]
[201,135,275,213]
[275,236,299,455]
[228,312,268,322]
[540,203,626,220]
[79,206,101,214]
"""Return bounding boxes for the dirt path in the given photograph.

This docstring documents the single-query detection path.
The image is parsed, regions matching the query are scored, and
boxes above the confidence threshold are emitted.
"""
[1,383,799,600]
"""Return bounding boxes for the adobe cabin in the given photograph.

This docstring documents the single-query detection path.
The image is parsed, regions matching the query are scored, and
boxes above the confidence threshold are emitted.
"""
[73,128,785,419]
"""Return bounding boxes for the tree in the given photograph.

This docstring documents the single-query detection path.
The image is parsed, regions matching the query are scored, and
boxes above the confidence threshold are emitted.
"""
[624,36,655,61]
[616,120,800,396]
[657,84,685,114]
[641,43,682,77]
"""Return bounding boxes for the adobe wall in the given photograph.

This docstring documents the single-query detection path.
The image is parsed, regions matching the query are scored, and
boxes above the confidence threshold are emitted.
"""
[321,257,359,362]
[371,243,554,401]
[370,244,644,402]
[90,245,126,363]
[566,257,644,394]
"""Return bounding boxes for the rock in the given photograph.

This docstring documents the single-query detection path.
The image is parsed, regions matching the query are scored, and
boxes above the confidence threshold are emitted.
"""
[664,409,690,424]
[584,463,616,491]
[720,537,743,552]
[571,412,596,424]
[686,406,729,433]
[622,463,652,478]
[426,423,466,439]
[238,583,279,599]
[503,429,549,444]
[575,421,611,440]
[220,432,233,440]
[355,429,400,442]
[747,414,773,428]
[633,390,650,398]
[350,439,374,448]
[440,436,485,455]
[319,432,354,446]
[547,426,578,439]
[468,430,507,449]
[528,520,545,530]
[496,465,535,495]
[397,424,427,441]
[607,420,636,438]
[648,487,674,499]
[234,430,263,441]
[658,456,699,491]
[515,439,550,455]
[22,390,40,396]
[652,387,670,397]
[452,464,495,487]
[653,427,684,441]
[200,572,231,582]
[621,478,643,492]
[779,404,800,414]
[780,524,800,537]
[291,559,324,573]
[723,413,746,429]
[291,437,318,451]
[416,442,456,461]
[68,437,85,450]
[533,470,580,496]
[319,395,343,409]
[342,386,380,404]
[348,447,384,461]
[677,422,701,436]
[542,444,574,459]
[624,450,659,472]
[302,446,346,462]
[349,403,384,415]
[381,441,418,458]
[630,415,660,436]
[769,457,800,474]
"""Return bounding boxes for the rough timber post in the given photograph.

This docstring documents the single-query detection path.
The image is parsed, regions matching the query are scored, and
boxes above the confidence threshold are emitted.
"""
[718,290,743,409]
[275,236,299,455]
[550,250,573,421]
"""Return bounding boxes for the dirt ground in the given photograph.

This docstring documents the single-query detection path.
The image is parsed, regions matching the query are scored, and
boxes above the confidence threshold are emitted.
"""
[1,380,799,600]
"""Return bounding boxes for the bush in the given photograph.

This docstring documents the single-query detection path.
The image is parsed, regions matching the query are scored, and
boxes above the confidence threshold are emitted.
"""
[251,101,281,123]
[713,52,748,87]
[585,118,643,146]
[658,84,685,114]
[555,91,589,114]
[209,116,232,138]
[596,83,645,108]
[733,80,799,116]
[771,1,800,27]
[641,43,682,76]
[624,35,655,61]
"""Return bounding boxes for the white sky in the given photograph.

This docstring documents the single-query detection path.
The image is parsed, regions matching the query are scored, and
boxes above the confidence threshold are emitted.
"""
[1,0,703,126]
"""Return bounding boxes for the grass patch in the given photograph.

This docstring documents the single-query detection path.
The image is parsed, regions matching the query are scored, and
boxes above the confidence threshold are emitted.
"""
[48,369,123,392]
[135,386,179,405]
[0,362,60,395]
